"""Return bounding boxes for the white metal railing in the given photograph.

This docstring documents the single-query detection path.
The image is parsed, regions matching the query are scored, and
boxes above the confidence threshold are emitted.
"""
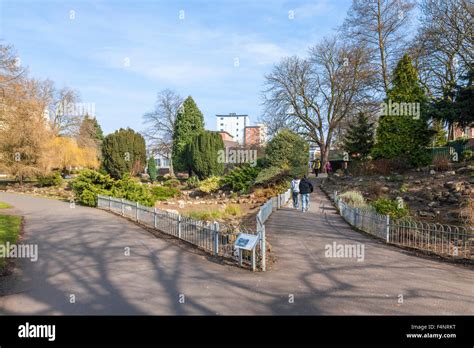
[97,189,292,271]
[332,191,473,259]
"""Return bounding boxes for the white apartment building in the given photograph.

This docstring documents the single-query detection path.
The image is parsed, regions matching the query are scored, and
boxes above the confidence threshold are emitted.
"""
[216,113,249,144]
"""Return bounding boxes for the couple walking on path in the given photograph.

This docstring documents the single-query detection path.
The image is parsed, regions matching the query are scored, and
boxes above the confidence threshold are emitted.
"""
[290,175,314,212]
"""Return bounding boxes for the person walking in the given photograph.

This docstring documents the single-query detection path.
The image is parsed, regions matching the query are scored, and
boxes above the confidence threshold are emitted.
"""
[298,175,313,212]
[290,176,300,209]
[312,159,321,177]
[325,161,332,175]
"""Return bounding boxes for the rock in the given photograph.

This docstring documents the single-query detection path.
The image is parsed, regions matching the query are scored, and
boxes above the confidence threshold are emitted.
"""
[445,170,456,175]
[408,176,414,180]
[381,186,390,193]
[430,170,436,175]
[444,181,462,191]
[414,180,421,184]
[428,201,438,208]
[419,210,436,218]
[447,197,459,204]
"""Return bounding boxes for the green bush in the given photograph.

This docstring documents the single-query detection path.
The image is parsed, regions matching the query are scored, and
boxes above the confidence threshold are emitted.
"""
[163,178,181,188]
[186,176,200,189]
[222,164,260,192]
[72,170,155,207]
[151,185,181,201]
[289,165,309,179]
[112,175,155,206]
[254,166,289,186]
[224,204,242,216]
[198,176,222,193]
[37,172,63,187]
[339,191,367,207]
[461,149,473,162]
[371,198,409,219]
[71,170,115,206]
[186,209,222,221]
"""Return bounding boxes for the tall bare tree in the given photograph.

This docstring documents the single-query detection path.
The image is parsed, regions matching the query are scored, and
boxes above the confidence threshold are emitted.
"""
[262,37,375,170]
[410,0,473,138]
[142,89,183,177]
[341,0,415,93]
[0,44,24,87]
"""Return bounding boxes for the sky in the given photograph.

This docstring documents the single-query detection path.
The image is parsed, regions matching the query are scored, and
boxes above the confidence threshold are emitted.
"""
[0,0,352,135]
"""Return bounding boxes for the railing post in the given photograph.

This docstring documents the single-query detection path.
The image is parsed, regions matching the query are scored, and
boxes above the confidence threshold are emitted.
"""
[260,225,266,272]
[153,207,157,228]
[213,221,219,256]
[121,198,124,216]
[251,247,256,272]
[177,214,182,239]
[135,202,139,222]
[108,196,111,210]
[386,215,390,243]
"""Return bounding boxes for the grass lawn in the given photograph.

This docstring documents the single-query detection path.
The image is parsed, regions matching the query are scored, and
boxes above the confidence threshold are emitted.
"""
[0,214,21,271]
[0,201,13,209]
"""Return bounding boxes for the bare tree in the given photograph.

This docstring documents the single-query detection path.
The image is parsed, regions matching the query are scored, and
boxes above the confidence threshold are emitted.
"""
[43,82,81,136]
[410,0,473,139]
[341,0,416,93]
[262,37,375,170]
[0,44,24,86]
[142,89,183,177]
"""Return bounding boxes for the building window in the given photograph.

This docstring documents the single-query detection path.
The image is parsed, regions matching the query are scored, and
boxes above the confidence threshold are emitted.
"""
[220,123,224,126]
[220,128,224,131]
[220,117,223,120]
[162,159,169,167]
[155,159,161,167]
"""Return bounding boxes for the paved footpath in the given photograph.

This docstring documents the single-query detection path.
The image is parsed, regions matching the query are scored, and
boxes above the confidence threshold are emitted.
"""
[0,185,473,315]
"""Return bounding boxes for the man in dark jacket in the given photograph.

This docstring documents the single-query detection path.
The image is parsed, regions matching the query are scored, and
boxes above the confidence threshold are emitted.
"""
[298,175,313,212]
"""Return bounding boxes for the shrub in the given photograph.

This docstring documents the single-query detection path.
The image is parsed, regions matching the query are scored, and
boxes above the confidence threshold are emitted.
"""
[71,169,115,206]
[254,166,289,186]
[37,172,63,187]
[187,209,222,221]
[71,170,155,207]
[461,149,473,162]
[151,185,181,201]
[198,176,222,193]
[339,191,366,207]
[163,178,180,188]
[147,157,157,182]
[371,198,409,219]
[369,158,409,175]
[222,164,260,192]
[186,176,200,189]
[367,181,385,198]
[432,154,451,171]
[289,165,309,179]
[224,204,242,216]
[112,175,155,206]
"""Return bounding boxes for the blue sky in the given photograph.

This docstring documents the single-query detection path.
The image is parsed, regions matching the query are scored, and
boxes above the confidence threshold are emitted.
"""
[1,0,351,135]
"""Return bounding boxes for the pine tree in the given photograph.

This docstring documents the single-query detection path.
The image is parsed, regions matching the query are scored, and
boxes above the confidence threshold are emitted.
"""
[102,128,146,179]
[372,54,433,166]
[171,96,204,174]
[342,112,375,160]
[147,156,157,182]
[187,131,224,179]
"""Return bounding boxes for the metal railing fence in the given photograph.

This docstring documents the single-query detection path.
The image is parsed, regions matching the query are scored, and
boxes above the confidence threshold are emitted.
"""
[333,191,473,259]
[97,188,292,271]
